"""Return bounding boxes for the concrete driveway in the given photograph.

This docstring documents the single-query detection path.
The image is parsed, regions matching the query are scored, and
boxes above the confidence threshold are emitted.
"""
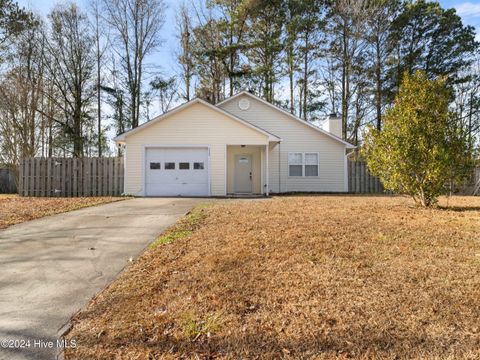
[0,198,203,360]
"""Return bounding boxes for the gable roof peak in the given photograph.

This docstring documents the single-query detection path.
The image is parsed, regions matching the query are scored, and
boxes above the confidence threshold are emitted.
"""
[217,91,355,149]
[114,97,281,143]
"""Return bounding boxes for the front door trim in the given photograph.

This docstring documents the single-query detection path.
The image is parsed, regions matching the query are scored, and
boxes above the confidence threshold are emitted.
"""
[234,154,253,194]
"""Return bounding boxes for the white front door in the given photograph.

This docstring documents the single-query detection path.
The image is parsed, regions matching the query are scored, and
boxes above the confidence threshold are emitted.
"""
[234,154,252,193]
[145,147,209,196]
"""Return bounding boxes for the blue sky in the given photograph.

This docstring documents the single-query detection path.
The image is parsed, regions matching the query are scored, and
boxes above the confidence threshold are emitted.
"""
[443,1,480,40]
[16,0,480,78]
[18,0,181,74]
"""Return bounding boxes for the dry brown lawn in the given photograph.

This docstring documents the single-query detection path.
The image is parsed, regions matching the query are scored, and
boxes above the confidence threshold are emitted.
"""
[64,196,480,360]
[0,195,123,229]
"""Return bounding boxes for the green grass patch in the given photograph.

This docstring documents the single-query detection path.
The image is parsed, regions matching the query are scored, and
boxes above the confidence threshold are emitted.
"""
[149,204,209,249]
[181,312,223,340]
[151,230,193,247]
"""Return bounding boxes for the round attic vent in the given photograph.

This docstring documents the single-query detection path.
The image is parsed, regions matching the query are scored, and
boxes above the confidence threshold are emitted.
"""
[238,98,250,111]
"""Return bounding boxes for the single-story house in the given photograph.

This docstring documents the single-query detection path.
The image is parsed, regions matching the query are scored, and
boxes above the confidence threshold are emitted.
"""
[114,91,355,197]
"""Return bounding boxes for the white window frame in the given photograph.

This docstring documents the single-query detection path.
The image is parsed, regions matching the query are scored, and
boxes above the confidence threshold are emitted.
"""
[304,152,319,177]
[288,152,304,177]
[288,152,319,177]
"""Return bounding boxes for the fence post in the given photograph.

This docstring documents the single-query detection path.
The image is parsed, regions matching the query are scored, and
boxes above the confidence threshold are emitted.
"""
[47,158,52,196]
[18,159,24,196]
[90,158,95,196]
[117,157,125,195]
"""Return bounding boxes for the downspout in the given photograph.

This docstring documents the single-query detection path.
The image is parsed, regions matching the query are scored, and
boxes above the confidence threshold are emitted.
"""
[121,143,127,195]
[265,144,269,196]
[278,142,281,193]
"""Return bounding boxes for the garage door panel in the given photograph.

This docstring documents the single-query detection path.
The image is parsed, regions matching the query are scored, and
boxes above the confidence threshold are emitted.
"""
[146,183,209,196]
[145,147,209,196]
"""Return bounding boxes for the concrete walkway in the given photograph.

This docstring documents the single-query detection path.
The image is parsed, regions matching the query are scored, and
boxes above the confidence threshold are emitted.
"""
[0,198,203,360]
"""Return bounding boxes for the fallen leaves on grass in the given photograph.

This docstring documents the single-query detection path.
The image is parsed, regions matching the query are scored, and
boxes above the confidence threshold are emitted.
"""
[0,196,124,229]
[65,196,480,359]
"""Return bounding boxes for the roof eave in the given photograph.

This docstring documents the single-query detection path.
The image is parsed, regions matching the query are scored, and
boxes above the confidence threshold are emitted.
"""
[114,135,125,143]
[112,97,278,143]
[269,136,282,142]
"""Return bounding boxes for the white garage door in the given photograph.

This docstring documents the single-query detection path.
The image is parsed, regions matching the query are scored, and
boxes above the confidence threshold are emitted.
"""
[145,147,209,196]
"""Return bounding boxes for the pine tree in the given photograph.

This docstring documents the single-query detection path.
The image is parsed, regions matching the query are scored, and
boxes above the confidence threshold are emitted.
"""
[388,0,478,96]
[246,0,285,103]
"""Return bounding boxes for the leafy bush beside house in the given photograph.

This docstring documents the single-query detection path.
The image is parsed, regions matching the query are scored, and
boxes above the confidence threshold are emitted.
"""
[363,71,474,207]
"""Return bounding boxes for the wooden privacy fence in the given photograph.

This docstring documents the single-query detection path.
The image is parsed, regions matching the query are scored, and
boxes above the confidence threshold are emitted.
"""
[17,157,477,197]
[464,167,480,195]
[0,168,17,194]
[348,161,384,194]
[347,161,480,195]
[19,157,124,197]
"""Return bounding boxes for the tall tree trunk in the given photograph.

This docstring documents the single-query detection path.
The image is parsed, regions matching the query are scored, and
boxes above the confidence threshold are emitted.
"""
[375,37,382,131]
[47,93,53,157]
[229,32,234,97]
[341,24,348,140]
[185,67,190,101]
[95,11,102,157]
[468,90,473,150]
[97,69,101,156]
[303,33,308,120]
[73,101,83,157]
[288,44,294,114]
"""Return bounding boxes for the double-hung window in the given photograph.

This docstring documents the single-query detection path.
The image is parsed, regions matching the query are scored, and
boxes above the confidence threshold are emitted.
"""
[288,152,319,177]
[288,153,303,176]
[304,153,319,176]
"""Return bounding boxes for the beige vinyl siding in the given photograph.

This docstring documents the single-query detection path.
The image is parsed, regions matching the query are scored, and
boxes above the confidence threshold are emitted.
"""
[219,94,346,192]
[226,145,263,194]
[123,102,268,196]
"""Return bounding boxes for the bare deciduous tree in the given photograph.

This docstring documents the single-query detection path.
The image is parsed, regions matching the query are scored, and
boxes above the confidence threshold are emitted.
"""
[100,0,166,129]
[42,3,96,157]
[0,17,43,166]
[90,0,109,157]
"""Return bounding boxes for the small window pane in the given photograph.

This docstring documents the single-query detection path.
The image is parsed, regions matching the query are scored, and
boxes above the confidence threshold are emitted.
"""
[288,153,303,165]
[289,165,302,176]
[194,162,204,170]
[150,162,160,170]
[179,162,190,170]
[305,165,318,176]
[165,162,175,170]
[305,153,318,165]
